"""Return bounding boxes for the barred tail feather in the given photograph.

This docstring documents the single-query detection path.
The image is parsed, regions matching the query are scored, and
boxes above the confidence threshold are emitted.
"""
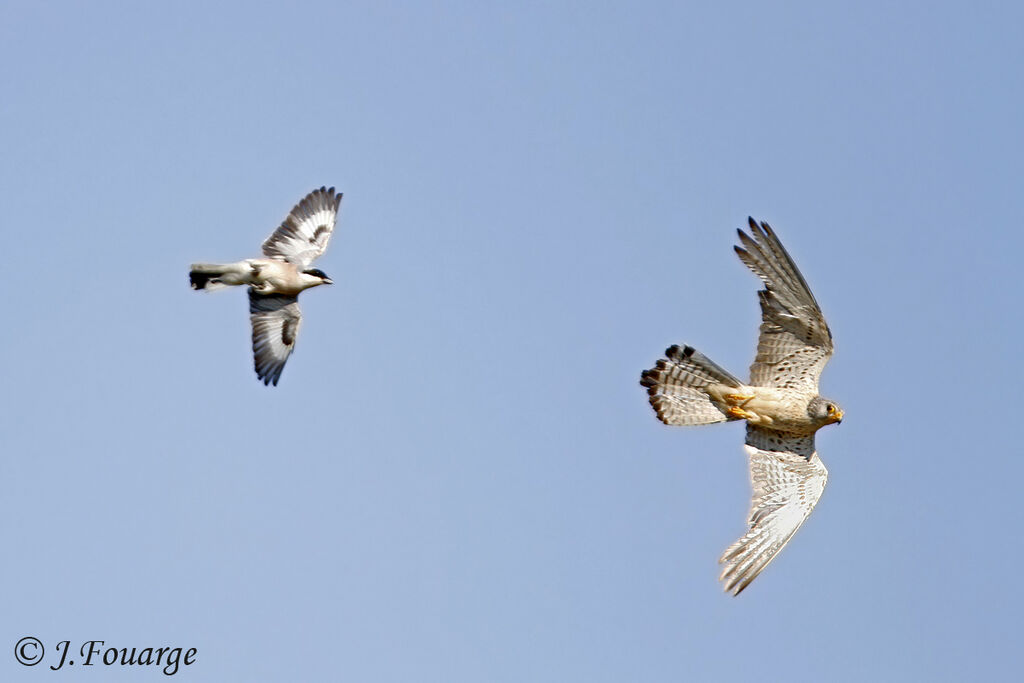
[640,345,742,426]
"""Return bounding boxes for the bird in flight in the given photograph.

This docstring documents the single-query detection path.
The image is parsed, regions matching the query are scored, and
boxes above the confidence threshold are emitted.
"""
[640,218,842,595]
[190,186,343,386]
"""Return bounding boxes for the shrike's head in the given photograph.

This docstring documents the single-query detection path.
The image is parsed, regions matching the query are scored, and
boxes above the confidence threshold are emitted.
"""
[301,268,333,288]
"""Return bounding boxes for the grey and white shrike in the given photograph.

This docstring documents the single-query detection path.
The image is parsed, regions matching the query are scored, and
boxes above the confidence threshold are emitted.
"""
[190,186,343,386]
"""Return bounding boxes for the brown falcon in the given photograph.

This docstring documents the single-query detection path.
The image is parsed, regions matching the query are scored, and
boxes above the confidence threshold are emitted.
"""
[640,218,843,595]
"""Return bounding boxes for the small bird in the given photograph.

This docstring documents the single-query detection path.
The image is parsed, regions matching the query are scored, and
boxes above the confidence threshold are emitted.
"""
[190,186,342,385]
[640,218,842,595]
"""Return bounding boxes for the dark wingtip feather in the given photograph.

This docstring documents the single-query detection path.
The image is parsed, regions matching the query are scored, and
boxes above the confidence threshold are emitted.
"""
[665,344,696,361]
[257,369,281,387]
[735,226,761,254]
[747,218,767,241]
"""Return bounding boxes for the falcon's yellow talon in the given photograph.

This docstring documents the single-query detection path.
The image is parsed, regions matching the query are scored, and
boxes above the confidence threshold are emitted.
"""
[727,406,757,420]
[725,393,755,403]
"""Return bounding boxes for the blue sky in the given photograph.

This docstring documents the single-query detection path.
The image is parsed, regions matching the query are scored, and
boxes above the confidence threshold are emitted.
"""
[2,1,1022,680]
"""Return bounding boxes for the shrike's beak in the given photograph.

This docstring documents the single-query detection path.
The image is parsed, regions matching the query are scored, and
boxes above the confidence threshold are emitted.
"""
[324,278,334,285]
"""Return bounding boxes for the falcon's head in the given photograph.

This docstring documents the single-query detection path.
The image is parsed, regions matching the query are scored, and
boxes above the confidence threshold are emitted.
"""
[808,397,844,428]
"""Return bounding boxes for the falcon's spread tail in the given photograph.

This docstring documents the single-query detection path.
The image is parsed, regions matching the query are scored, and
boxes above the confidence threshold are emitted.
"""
[640,345,742,426]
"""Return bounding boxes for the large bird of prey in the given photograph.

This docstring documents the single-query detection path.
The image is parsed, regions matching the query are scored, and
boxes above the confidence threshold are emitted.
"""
[640,218,842,595]
[190,186,342,386]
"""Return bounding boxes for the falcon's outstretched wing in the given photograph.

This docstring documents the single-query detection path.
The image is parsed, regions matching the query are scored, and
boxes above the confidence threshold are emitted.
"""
[718,425,828,596]
[262,186,342,268]
[249,291,302,386]
[734,218,833,392]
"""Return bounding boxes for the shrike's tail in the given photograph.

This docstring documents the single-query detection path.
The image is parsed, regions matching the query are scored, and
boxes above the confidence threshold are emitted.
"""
[190,264,228,290]
[189,262,250,291]
[640,345,742,426]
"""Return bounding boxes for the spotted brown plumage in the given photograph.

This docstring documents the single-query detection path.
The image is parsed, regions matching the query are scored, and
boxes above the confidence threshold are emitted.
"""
[734,219,833,393]
[640,218,842,595]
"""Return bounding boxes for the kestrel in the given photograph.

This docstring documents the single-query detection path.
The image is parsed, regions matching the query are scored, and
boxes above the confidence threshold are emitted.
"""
[189,186,343,386]
[640,218,842,595]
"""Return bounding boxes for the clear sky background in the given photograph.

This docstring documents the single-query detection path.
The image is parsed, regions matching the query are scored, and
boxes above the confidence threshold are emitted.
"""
[2,1,1022,681]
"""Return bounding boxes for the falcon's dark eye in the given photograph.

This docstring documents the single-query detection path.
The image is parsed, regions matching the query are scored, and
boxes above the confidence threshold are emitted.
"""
[826,404,835,413]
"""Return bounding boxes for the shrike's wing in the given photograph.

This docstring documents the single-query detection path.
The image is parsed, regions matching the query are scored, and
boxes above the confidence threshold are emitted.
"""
[262,186,342,268]
[718,426,828,596]
[249,291,302,386]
